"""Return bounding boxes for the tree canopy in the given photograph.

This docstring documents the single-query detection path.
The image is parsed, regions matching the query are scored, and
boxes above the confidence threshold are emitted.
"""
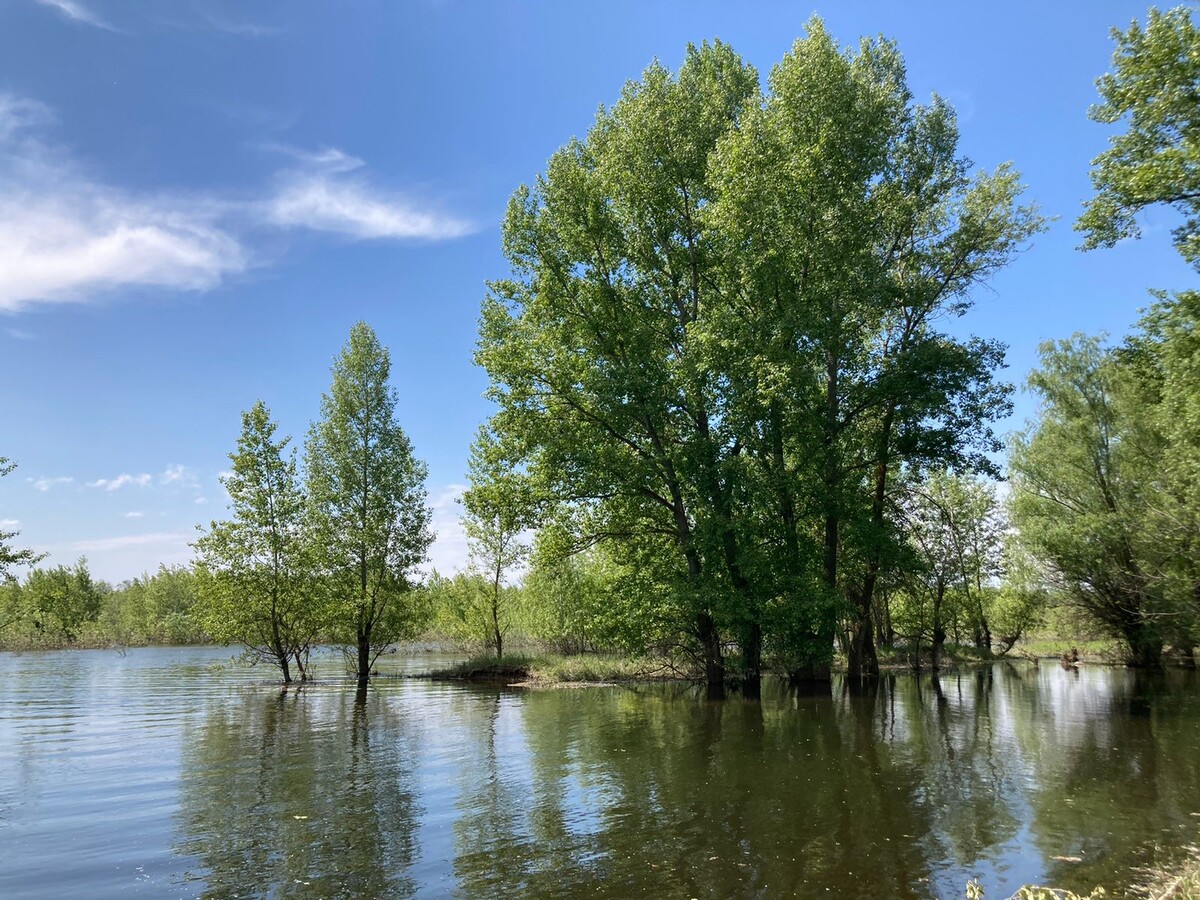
[1077,6,1200,268]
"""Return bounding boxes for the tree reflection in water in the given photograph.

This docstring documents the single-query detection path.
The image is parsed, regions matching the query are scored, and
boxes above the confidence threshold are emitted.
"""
[176,686,421,898]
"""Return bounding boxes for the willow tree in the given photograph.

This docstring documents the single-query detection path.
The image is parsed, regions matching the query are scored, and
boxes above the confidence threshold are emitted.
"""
[194,402,321,683]
[1009,336,1167,667]
[306,323,433,690]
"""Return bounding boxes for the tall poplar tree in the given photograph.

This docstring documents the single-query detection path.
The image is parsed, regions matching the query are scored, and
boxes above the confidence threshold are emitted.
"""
[306,323,433,690]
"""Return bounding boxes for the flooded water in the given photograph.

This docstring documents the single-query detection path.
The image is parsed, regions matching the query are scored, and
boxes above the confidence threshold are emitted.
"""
[1,647,1198,898]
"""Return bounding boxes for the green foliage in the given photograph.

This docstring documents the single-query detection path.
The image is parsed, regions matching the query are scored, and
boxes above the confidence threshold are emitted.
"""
[1010,335,1162,664]
[106,565,206,644]
[896,472,1008,666]
[1009,315,1200,666]
[426,570,519,652]
[194,401,325,682]
[1077,6,1200,269]
[523,520,679,656]
[22,558,104,642]
[306,322,434,682]
[0,457,45,591]
[460,426,536,657]
[478,20,1040,685]
[966,882,1106,899]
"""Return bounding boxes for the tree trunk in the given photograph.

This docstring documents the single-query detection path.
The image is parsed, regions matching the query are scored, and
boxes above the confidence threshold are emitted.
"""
[1124,623,1163,669]
[491,576,503,660]
[742,622,762,699]
[698,612,724,700]
[788,659,832,689]
[931,582,946,673]
[357,627,371,689]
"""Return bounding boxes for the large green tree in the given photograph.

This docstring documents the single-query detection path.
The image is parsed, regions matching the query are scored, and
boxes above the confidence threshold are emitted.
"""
[1077,6,1200,269]
[478,39,759,694]
[306,323,433,689]
[706,20,1039,680]
[195,401,322,683]
[479,21,1038,691]
[22,558,104,642]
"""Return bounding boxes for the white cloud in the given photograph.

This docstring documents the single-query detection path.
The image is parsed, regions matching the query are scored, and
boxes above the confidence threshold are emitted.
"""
[5,328,35,340]
[33,0,116,31]
[0,518,20,528]
[264,175,473,241]
[160,463,200,488]
[123,511,144,519]
[28,476,73,492]
[88,473,152,491]
[194,497,208,505]
[0,92,470,312]
[0,94,52,139]
[425,482,469,576]
[0,92,245,312]
[259,143,364,173]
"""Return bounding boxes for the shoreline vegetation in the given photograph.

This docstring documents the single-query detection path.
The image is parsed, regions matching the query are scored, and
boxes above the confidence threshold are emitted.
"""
[964,842,1200,899]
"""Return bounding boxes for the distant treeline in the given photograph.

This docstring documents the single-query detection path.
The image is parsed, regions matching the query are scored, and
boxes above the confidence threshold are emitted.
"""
[0,562,207,649]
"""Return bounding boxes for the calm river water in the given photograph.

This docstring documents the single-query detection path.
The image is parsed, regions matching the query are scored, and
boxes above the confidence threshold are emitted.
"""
[1,647,1198,898]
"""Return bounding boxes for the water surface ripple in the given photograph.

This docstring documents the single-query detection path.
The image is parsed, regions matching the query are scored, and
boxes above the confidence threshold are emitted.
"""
[1,647,1199,898]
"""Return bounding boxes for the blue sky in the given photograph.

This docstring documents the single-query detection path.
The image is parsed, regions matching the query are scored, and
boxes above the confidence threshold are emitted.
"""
[0,0,1193,583]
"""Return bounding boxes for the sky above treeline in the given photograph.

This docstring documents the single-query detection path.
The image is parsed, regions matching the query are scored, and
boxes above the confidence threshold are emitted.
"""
[1,0,1194,584]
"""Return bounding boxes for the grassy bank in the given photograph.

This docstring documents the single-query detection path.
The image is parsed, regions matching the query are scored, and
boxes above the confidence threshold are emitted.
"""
[426,652,691,686]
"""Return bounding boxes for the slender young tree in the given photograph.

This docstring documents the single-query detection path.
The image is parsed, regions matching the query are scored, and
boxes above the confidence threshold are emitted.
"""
[460,426,535,659]
[194,402,321,683]
[306,322,433,690]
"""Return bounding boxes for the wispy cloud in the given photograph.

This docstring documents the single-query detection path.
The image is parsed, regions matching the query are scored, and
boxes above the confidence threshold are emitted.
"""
[259,143,364,173]
[264,176,473,241]
[0,518,20,528]
[160,463,198,487]
[202,13,280,38]
[259,141,474,240]
[28,476,73,492]
[33,0,117,32]
[0,92,245,312]
[88,473,152,491]
[123,511,144,519]
[5,327,35,340]
[0,94,471,312]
